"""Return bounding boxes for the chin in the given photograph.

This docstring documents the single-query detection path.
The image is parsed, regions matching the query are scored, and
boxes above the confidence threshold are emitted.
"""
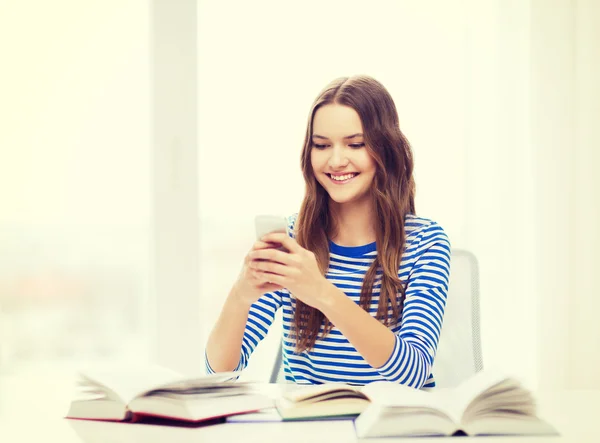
[327,193,365,205]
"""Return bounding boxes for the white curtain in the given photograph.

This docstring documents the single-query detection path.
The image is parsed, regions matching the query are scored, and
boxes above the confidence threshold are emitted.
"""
[531,0,600,389]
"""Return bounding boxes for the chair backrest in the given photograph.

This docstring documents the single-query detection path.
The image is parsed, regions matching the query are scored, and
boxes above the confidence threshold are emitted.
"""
[269,248,483,386]
[431,249,483,387]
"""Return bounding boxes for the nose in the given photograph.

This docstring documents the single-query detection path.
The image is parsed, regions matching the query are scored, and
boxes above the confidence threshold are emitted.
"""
[328,145,349,169]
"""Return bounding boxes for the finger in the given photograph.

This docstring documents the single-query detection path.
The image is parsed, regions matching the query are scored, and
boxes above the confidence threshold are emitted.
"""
[251,240,277,251]
[255,271,285,287]
[249,269,263,281]
[246,240,280,265]
[249,248,291,265]
[251,269,280,286]
[260,233,301,254]
[250,259,288,276]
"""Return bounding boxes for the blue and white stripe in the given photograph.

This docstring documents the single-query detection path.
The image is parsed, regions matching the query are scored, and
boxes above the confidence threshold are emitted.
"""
[207,213,451,389]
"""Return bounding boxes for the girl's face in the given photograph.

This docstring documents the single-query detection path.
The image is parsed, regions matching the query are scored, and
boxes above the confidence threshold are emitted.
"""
[310,104,377,207]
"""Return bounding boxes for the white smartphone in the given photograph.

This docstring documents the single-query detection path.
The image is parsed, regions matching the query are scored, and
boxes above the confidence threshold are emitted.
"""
[255,215,289,253]
[255,215,288,239]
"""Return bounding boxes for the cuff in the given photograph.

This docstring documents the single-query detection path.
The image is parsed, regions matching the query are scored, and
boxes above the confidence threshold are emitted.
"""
[375,335,403,378]
[205,350,244,376]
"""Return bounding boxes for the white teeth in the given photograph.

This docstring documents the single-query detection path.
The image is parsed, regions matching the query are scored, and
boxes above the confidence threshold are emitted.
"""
[330,173,356,181]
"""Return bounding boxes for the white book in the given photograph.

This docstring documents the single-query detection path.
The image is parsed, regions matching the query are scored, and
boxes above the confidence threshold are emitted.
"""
[65,364,273,424]
[354,370,558,438]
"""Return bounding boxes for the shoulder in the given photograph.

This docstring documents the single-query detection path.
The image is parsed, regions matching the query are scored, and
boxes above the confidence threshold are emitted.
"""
[404,214,451,254]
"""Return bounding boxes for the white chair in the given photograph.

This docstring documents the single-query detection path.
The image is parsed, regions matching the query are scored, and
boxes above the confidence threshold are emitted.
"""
[269,248,483,386]
[431,249,483,388]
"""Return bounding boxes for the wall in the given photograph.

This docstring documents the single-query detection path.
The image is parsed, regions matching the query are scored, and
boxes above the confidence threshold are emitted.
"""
[196,0,547,387]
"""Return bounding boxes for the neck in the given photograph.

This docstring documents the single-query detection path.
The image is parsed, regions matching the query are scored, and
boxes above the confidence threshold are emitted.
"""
[329,198,377,247]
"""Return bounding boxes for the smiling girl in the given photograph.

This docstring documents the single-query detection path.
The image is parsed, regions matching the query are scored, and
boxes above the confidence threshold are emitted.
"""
[205,75,451,388]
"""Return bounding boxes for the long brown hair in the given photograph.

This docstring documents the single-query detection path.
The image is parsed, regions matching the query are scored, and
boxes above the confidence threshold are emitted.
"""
[293,75,416,353]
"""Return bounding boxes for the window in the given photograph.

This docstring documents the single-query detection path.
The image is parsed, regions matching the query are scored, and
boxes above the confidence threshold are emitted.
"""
[0,2,151,400]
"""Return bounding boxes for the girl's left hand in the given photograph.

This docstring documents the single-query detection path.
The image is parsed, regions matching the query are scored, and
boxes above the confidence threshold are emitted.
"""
[248,232,331,310]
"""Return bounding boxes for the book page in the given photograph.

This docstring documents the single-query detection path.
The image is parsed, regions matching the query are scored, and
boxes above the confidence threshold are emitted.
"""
[448,369,514,419]
[282,383,363,403]
[130,392,275,422]
[354,403,457,438]
[464,415,558,436]
[79,364,184,404]
[80,364,243,404]
[362,382,443,408]
[361,382,458,423]
[141,372,243,396]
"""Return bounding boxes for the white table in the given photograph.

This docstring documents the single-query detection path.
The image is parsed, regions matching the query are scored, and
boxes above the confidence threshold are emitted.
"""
[0,371,598,442]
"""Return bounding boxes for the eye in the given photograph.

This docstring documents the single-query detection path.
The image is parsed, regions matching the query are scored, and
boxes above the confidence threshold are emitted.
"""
[349,143,365,149]
[312,143,328,149]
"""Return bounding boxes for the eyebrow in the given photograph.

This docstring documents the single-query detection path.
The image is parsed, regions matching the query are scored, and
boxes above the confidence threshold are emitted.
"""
[312,133,364,140]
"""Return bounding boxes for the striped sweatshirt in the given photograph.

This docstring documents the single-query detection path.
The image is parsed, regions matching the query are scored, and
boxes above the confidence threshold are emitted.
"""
[206,213,451,389]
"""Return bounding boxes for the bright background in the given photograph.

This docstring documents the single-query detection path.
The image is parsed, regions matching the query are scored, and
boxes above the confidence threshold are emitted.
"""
[0,0,598,421]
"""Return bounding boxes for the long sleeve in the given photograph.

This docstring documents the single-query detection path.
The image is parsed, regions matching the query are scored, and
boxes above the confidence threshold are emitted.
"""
[205,290,283,374]
[374,222,451,388]
[206,215,296,376]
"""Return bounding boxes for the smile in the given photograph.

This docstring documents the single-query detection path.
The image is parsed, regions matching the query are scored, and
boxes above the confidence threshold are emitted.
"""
[327,173,359,184]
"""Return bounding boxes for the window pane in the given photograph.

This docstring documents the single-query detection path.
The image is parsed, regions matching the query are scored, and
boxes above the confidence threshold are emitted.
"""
[0,1,151,417]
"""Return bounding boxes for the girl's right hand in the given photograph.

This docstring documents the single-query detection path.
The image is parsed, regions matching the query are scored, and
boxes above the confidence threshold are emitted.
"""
[231,240,285,307]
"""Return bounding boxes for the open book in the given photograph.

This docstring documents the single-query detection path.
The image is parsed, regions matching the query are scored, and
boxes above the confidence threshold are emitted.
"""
[275,383,372,420]
[65,364,273,424]
[354,370,558,438]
